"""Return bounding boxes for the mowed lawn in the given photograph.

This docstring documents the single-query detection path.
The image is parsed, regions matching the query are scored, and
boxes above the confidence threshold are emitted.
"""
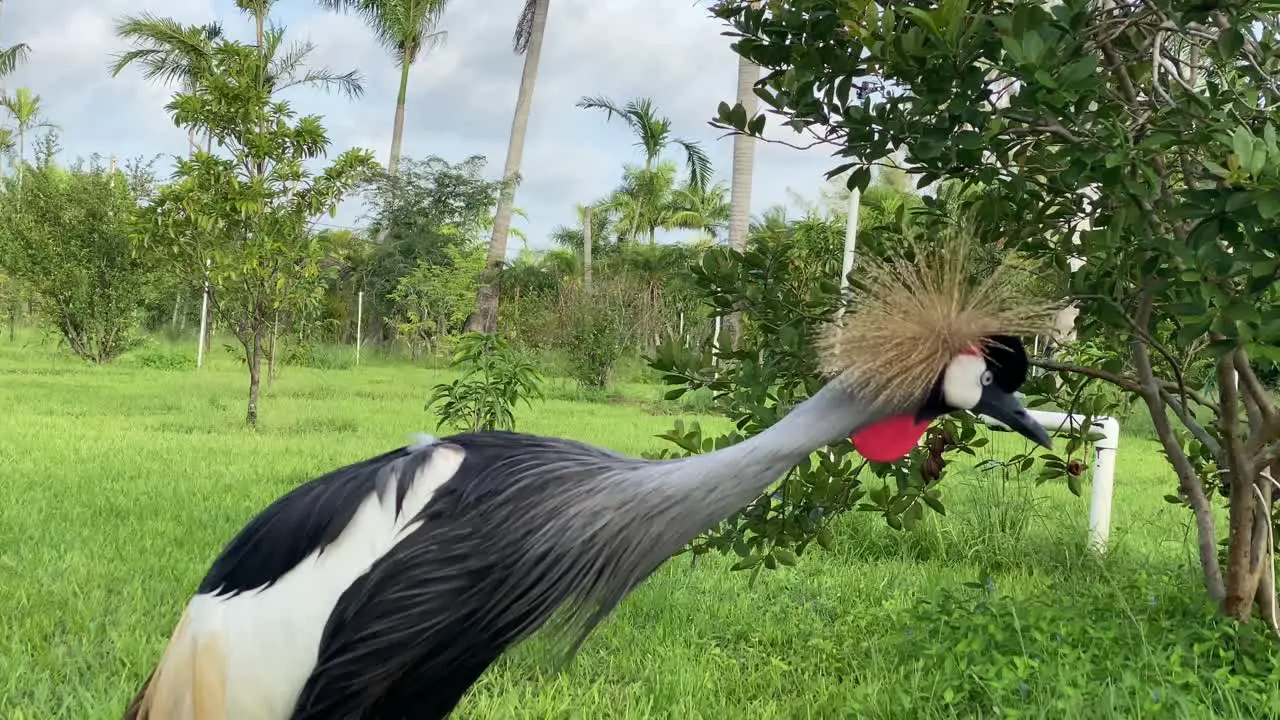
[2,335,1277,719]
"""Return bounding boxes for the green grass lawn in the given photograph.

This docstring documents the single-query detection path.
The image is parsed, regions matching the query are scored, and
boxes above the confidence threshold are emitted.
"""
[2,333,1279,719]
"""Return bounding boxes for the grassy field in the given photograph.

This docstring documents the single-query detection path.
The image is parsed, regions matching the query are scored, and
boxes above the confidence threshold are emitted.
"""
[3,332,1280,719]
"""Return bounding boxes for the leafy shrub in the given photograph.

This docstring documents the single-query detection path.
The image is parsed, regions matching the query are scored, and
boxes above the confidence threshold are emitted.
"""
[130,346,196,371]
[642,227,1086,576]
[427,332,543,432]
[285,342,355,371]
[558,279,636,389]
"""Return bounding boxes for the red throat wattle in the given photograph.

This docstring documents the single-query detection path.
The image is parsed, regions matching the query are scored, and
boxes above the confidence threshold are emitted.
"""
[851,343,982,462]
[851,415,930,462]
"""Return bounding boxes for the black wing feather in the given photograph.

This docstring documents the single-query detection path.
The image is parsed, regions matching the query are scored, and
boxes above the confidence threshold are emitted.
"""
[197,443,439,598]
[289,431,663,720]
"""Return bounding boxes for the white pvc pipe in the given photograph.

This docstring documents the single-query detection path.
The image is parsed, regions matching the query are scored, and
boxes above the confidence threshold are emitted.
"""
[196,259,211,369]
[977,408,1120,555]
[356,290,363,367]
[840,187,860,294]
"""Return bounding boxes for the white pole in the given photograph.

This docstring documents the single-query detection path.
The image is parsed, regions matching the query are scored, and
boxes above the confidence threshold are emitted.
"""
[1086,416,1121,554]
[355,290,364,367]
[979,408,1121,554]
[839,185,861,300]
[196,259,210,369]
[711,315,722,368]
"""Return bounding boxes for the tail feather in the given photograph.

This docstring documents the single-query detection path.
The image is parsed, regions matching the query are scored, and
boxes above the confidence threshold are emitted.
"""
[121,670,153,720]
[121,607,228,719]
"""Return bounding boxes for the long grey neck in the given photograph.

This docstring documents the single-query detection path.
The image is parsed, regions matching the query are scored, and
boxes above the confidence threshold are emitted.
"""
[655,380,889,525]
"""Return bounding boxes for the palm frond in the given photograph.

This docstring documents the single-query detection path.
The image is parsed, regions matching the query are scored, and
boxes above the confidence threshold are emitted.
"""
[271,38,366,98]
[675,138,712,191]
[0,43,29,77]
[108,13,219,84]
[512,0,538,54]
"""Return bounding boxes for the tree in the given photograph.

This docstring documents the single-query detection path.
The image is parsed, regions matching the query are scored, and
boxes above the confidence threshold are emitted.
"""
[1,87,55,190]
[357,154,511,341]
[670,179,731,242]
[464,0,551,334]
[316,0,448,176]
[388,241,485,358]
[134,34,377,426]
[577,95,714,243]
[711,0,1280,624]
[0,153,161,362]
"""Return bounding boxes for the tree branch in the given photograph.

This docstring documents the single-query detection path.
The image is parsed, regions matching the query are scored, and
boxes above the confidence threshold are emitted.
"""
[1030,357,1142,393]
[1032,356,1217,411]
[1161,387,1222,457]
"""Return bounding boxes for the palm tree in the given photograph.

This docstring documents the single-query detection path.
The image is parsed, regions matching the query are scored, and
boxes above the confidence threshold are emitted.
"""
[601,161,682,244]
[723,33,761,351]
[109,14,224,155]
[316,0,448,176]
[0,87,54,191]
[578,96,713,245]
[669,180,731,242]
[577,94,712,195]
[465,0,551,334]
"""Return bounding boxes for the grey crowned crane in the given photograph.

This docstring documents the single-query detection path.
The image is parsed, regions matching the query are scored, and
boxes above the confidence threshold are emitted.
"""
[123,241,1058,720]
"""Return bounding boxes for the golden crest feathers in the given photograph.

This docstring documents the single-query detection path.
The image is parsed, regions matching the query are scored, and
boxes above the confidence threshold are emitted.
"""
[817,236,1060,407]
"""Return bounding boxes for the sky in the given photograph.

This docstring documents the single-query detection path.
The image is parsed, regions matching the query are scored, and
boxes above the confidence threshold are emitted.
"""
[2,0,851,255]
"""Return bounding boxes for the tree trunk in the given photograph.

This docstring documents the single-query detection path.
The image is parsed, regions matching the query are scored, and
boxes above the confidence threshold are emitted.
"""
[246,329,263,427]
[723,43,760,352]
[465,0,552,334]
[388,53,412,177]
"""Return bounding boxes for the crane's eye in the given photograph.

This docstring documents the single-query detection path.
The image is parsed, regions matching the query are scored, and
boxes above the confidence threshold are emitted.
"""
[980,370,993,386]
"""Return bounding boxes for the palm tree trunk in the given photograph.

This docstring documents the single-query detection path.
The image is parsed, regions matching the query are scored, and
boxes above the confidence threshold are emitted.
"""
[465,0,552,334]
[723,48,760,352]
[388,52,413,176]
[582,207,592,293]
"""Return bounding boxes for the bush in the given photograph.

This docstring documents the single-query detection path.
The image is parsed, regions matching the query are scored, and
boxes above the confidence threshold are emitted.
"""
[129,346,196,371]
[558,279,637,389]
[427,332,543,432]
[0,155,160,363]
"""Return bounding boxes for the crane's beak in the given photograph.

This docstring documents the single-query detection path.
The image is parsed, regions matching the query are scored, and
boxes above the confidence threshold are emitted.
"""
[974,391,1053,450]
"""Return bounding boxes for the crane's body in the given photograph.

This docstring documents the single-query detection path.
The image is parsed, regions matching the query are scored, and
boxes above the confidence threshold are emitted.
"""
[124,239,1060,719]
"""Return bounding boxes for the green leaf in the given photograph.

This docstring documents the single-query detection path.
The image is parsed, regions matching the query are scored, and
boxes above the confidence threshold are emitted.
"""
[1258,191,1280,219]
[849,166,872,191]
[1232,127,1254,169]
[921,493,946,515]
[1218,26,1244,61]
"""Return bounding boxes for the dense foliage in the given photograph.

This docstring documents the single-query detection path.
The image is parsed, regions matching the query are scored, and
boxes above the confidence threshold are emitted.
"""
[711,0,1280,621]
[0,149,160,362]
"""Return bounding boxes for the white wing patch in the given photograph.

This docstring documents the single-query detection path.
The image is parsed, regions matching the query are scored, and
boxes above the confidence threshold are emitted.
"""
[941,353,986,410]
[134,444,465,720]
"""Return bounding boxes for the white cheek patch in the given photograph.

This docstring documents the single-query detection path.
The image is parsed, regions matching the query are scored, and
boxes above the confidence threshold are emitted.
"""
[942,354,986,410]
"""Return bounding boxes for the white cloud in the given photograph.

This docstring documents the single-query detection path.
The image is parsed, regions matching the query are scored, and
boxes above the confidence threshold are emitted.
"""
[3,0,847,253]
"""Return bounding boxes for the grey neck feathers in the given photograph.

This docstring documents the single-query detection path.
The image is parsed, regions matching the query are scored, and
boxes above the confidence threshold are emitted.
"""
[473,379,897,665]
[654,380,885,522]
